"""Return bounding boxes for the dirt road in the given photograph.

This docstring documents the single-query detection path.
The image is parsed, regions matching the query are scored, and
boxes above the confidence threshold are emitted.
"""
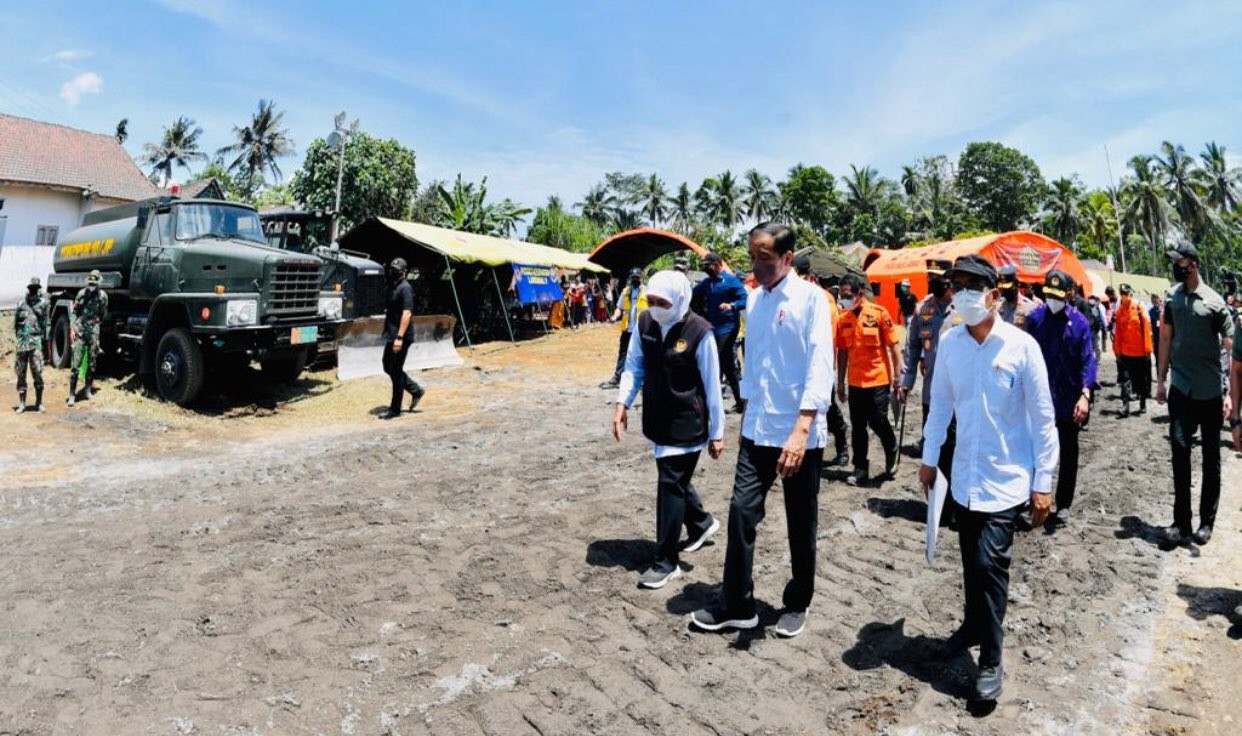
[1,323,1239,735]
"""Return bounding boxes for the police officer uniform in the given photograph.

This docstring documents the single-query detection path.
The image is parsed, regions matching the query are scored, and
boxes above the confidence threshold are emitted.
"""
[899,270,961,496]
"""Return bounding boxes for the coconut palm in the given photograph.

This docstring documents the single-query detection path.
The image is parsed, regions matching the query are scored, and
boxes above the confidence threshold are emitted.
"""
[1081,192,1118,253]
[899,164,919,199]
[1045,177,1083,247]
[709,170,743,229]
[843,164,884,219]
[491,199,533,238]
[610,208,644,233]
[577,184,616,226]
[636,173,668,226]
[1154,141,1211,241]
[142,116,207,187]
[1198,141,1241,213]
[115,118,129,145]
[1121,155,1176,271]
[670,183,694,233]
[741,169,777,223]
[218,99,294,197]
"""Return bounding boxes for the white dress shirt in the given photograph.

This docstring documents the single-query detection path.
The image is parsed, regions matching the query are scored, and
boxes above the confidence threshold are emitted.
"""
[739,274,835,448]
[617,319,725,458]
[922,319,1059,512]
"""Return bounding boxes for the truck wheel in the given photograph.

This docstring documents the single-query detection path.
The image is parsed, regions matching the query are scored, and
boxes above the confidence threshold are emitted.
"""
[51,312,71,368]
[261,351,308,384]
[155,328,205,406]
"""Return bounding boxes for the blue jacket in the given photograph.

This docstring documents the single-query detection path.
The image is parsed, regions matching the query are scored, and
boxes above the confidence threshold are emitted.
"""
[691,271,748,335]
[1025,303,1097,422]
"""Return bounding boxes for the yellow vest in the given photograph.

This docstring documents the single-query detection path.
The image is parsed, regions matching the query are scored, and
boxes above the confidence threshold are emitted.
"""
[619,286,648,331]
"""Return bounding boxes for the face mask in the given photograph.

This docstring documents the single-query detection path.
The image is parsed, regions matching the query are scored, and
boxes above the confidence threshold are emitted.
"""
[929,280,949,298]
[1172,263,1189,283]
[1047,298,1066,314]
[647,305,678,327]
[838,297,856,311]
[86,284,98,293]
[952,290,991,326]
[629,277,641,286]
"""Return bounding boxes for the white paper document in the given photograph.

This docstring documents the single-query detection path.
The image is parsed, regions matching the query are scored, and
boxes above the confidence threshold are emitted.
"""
[924,471,949,564]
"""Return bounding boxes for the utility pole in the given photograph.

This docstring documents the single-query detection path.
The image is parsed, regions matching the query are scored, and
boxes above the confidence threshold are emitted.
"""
[1104,144,1127,273]
[327,112,359,240]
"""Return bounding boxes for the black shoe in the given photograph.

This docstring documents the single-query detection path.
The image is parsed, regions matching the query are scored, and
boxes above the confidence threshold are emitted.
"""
[825,451,849,467]
[975,663,1003,701]
[1192,525,1213,546]
[1164,525,1191,546]
[598,379,619,390]
[730,402,745,415]
[845,469,869,487]
[408,388,425,412]
[379,409,402,420]
[941,625,981,655]
[882,448,899,478]
[689,606,758,632]
[1137,399,1147,414]
[1119,402,1129,418]
[1051,507,1070,526]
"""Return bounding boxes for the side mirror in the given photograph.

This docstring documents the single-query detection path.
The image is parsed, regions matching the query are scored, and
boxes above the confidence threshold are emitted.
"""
[136,206,150,229]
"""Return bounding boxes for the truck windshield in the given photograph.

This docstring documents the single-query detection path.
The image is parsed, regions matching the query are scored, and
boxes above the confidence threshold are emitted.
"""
[175,204,266,244]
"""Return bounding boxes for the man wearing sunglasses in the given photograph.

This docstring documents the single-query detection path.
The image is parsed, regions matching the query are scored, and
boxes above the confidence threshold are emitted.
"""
[919,254,1058,703]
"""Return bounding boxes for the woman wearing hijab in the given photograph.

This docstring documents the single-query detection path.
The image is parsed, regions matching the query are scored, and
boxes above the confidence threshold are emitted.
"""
[612,271,726,589]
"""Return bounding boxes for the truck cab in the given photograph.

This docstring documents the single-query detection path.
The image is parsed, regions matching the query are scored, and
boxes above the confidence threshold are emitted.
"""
[259,209,386,320]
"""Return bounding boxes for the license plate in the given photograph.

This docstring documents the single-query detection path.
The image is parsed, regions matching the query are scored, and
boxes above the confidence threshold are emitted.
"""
[290,326,319,345]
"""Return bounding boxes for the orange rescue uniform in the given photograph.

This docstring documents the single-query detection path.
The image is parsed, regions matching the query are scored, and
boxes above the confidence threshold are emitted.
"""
[836,300,898,388]
[1112,298,1153,357]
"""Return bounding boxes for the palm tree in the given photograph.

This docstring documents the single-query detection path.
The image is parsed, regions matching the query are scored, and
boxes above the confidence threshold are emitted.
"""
[218,99,294,197]
[843,165,884,219]
[1081,192,1118,253]
[1044,177,1082,247]
[694,178,718,221]
[670,182,694,233]
[115,118,129,145]
[636,173,668,226]
[741,169,777,224]
[1121,155,1176,272]
[1198,141,1241,213]
[710,170,743,229]
[577,184,616,226]
[491,198,533,238]
[545,194,564,212]
[1155,141,1211,241]
[899,164,919,199]
[142,116,207,187]
[610,208,644,232]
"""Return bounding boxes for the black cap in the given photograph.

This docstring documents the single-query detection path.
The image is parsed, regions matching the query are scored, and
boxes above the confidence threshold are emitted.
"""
[945,254,998,288]
[1167,240,1199,262]
[701,252,722,265]
[1119,283,1133,294]
[628,267,643,278]
[673,256,689,270]
[997,264,1017,288]
[388,257,407,271]
[1042,269,1074,299]
[792,254,811,275]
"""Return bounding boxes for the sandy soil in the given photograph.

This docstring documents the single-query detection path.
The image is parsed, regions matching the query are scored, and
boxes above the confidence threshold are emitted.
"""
[0,316,1240,735]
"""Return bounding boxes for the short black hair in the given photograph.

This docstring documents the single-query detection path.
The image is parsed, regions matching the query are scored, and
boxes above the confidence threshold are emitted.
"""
[839,273,865,294]
[749,222,796,254]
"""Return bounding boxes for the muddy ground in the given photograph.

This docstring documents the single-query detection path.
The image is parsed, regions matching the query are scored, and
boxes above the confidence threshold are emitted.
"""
[0,317,1240,735]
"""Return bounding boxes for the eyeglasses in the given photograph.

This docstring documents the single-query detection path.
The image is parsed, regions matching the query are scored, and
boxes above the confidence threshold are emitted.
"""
[951,280,988,293]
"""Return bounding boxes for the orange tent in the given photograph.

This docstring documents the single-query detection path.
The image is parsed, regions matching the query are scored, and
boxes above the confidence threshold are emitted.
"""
[863,231,1093,322]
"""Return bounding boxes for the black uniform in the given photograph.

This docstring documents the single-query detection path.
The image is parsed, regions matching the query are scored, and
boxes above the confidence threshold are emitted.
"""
[382,278,425,414]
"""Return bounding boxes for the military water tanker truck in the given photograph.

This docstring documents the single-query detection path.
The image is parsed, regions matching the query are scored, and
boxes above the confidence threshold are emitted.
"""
[46,196,345,406]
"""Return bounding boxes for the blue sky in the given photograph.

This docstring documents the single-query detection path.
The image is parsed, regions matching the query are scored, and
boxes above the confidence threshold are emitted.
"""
[2,0,1240,209]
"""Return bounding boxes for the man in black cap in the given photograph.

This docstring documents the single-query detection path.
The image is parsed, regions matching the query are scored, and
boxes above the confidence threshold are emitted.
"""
[1112,283,1153,417]
[920,254,1058,702]
[381,257,426,419]
[602,268,648,389]
[690,252,747,411]
[1156,240,1232,545]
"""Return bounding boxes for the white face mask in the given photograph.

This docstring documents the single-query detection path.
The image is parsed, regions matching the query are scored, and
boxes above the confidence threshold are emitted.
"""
[647,305,679,327]
[1047,297,1066,314]
[952,290,991,326]
[838,297,856,311]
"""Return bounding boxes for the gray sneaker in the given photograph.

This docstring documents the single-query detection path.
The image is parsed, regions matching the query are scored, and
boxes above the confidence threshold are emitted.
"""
[637,566,682,589]
[775,609,807,638]
[682,516,721,553]
[689,606,759,632]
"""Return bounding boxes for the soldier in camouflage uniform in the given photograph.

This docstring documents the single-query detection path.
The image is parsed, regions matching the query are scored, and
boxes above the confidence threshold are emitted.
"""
[14,277,49,413]
[68,269,109,406]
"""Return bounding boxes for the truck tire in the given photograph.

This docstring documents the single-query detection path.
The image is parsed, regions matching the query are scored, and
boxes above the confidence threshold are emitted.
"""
[51,311,72,369]
[155,328,205,406]
[261,350,308,384]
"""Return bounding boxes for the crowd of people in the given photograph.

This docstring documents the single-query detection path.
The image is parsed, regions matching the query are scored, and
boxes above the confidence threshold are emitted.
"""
[604,224,1242,705]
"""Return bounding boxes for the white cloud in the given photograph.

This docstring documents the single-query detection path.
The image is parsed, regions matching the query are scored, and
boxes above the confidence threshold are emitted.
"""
[42,49,92,63]
[59,71,102,105]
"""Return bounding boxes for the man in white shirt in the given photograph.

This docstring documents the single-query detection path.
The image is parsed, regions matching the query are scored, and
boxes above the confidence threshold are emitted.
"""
[919,254,1059,703]
[690,223,834,638]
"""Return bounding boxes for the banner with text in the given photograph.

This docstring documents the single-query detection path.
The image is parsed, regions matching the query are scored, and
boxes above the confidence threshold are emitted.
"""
[512,263,563,304]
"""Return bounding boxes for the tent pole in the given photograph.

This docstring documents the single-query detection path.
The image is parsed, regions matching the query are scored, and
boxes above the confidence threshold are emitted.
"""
[491,268,516,343]
[444,255,472,350]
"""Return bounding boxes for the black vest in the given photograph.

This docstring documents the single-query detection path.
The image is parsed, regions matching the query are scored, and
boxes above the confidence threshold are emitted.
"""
[639,310,711,446]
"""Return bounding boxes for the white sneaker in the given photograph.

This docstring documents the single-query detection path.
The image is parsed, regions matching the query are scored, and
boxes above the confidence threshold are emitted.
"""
[637,566,682,589]
[683,517,721,553]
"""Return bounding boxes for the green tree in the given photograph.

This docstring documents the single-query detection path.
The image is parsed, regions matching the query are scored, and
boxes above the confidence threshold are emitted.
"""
[1077,190,1119,261]
[842,165,885,220]
[1198,141,1241,213]
[142,116,207,187]
[1120,155,1176,273]
[670,182,695,233]
[1042,176,1083,247]
[778,164,838,236]
[190,162,246,201]
[707,170,743,229]
[218,99,295,198]
[636,173,668,226]
[291,131,417,232]
[252,183,296,209]
[956,141,1045,231]
[410,180,445,225]
[741,168,777,223]
[576,184,616,226]
[527,200,608,253]
[1155,140,1212,241]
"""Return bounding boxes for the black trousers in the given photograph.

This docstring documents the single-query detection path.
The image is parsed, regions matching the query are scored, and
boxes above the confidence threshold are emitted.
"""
[382,339,423,412]
[848,385,897,473]
[954,497,1021,668]
[1055,420,1081,510]
[722,438,824,615]
[1117,354,1151,403]
[611,330,632,382]
[828,399,848,455]
[715,327,742,403]
[1168,387,1224,532]
[652,452,714,572]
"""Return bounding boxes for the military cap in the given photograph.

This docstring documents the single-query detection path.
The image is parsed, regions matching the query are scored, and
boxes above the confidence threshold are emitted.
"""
[945,254,998,288]
[1166,240,1199,262]
[701,252,723,265]
[792,254,812,275]
[1042,269,1074,299]
[28,277,41,288]
[388,257,407,271]
[996,264,1018,289]
[1119,283,1133,295]
[86,269,102,284]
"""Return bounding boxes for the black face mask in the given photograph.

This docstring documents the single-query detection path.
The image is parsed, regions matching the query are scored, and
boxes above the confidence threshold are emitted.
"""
[929,279,949,298]
[629,277,641,286]
[27,289,40,301]
[1172,263,1190,283]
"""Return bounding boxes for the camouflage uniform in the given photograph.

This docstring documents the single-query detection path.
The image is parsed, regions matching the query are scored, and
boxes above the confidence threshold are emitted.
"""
[69,278,109,402]
[14,282,48,411]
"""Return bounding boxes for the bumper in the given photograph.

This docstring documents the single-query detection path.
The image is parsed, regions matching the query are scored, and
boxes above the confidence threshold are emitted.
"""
[193,319,343,353]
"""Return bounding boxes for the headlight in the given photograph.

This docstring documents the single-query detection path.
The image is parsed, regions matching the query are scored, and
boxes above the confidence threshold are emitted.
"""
[318,295,343,320]
[226,299,258,326]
